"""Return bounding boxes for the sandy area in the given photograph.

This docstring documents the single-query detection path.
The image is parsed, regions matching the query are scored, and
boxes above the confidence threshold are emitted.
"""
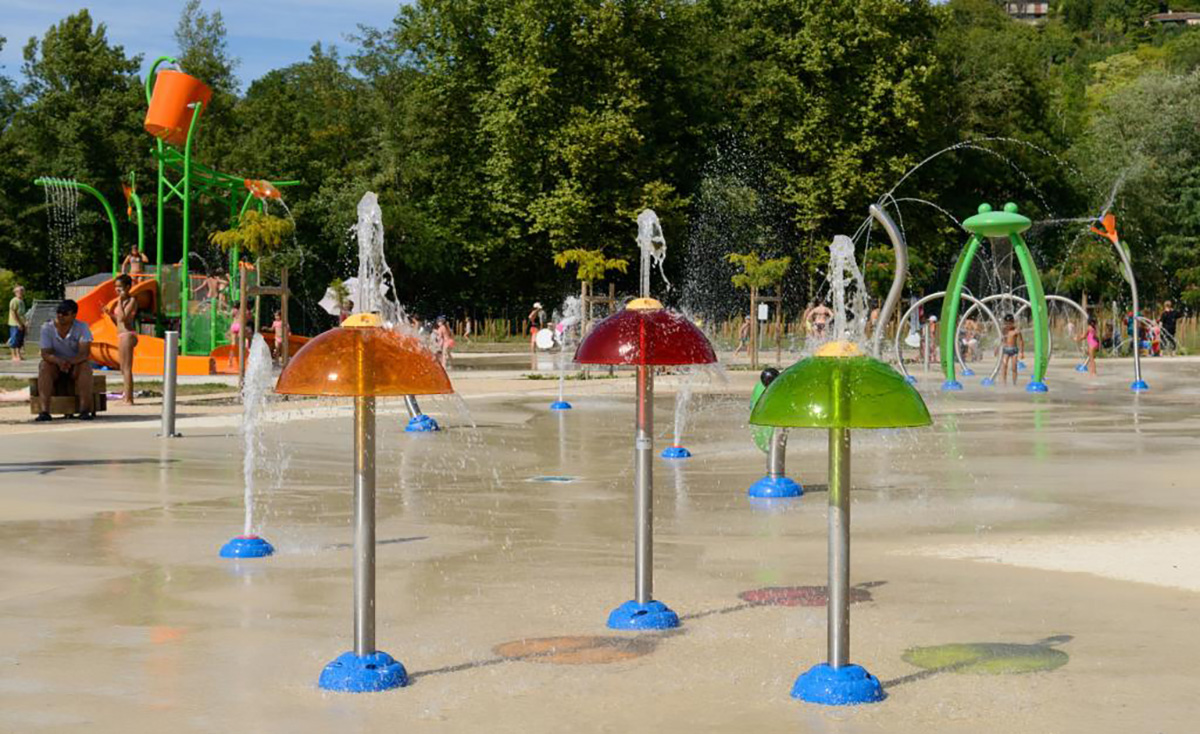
[898,529,1200,592]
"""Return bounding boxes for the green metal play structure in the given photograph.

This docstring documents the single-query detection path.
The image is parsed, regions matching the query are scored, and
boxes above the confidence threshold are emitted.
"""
[145,55,298,356]
[34,55,298,373]
[938,202,1050,393]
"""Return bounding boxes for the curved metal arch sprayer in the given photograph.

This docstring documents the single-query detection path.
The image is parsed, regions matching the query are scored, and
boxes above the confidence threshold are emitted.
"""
[867,204,908,359]
[1090,215,1147,391]
[963,293,1090,363]
[894,292,1004,386]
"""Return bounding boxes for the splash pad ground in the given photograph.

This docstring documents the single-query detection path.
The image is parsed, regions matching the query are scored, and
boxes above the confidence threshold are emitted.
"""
[0,357,1198,733]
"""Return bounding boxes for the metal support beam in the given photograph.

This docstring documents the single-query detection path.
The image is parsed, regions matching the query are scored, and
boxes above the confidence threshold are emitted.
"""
[634,365,654,604]
[159,331,181,438]
[354,396,377,656]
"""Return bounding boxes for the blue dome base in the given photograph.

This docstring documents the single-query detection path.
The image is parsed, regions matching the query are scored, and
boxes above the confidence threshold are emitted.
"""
[405,414,439,432]
[748,475,802,499]
[661,446,691,459]
[980,377,996,387]
[1076,363,1090,373]
[792,662,885,705]
[219,535,274,559]
[549,401,572,410]
[318,650,408,693]
[606,600,679,631]
[960,367,975,377]
[1130,380,1149,392]
[1026,381,1049,393]
[941,380,964,391]
[747,497,801,513]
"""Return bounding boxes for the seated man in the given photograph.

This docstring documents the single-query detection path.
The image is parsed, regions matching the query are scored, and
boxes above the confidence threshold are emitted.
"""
[36,299,95,422]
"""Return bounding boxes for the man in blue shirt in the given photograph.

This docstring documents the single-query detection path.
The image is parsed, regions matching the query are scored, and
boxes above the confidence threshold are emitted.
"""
[37,300,94,421]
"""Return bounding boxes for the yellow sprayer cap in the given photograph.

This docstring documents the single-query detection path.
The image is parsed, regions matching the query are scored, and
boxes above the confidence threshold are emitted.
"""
[815,340,863,358]
[341,312,384,328]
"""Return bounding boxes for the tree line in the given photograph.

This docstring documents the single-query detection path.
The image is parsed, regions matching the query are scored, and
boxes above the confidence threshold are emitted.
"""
[1,0,1198,333]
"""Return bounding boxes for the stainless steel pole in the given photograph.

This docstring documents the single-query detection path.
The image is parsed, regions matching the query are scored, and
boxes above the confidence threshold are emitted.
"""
[827,362,851,669]
[634,365,654,605]
[1111,301,1118,354]
[354,396,376,656]
[828,426,851,669]
[767,428,788,479]
[1112,239,1143,386]
[403,394,421,419]
[922,323,930,373]
[160,330,180,437]
[868,204,909,359]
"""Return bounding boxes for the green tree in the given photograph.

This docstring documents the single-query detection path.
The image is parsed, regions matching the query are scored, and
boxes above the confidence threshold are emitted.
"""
[894,0,1091,291]
[1159,169,1200,310]
[0,37,31,286]
[553,249,630,284]
[678,152,800,319]
[1047,238,1124,302]
[863,243,935,300]
[715,0,944,251]
[0,269,21,307]
[726,252,792,292]
[554,248,630,328]
[172,0,243,263]
[1073,69,1200,308]
[0,36,17,124]
[357,0,711,311]
[225,45,380,325]
[9,11,146,294]
[175,0,239,96]
[1165,29,1200,74]
[209,209,295,259]
[726,251,791,367]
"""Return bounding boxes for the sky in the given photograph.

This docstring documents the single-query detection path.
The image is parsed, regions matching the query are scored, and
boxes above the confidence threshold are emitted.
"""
[1,0,404,86]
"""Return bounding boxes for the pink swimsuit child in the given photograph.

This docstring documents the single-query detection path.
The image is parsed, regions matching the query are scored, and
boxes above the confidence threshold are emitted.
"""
[1086,326,1099,350]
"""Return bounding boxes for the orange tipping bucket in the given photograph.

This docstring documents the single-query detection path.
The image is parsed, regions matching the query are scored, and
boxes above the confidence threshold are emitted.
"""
[144,69,213,146]
[245,179,282,200]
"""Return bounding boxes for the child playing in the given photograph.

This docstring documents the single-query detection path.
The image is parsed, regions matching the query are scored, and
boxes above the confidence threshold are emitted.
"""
[435,316,454,369]
[1075,316,1099,377]
[198,269,228,309]
[227,306,247,369]
[733,315,751,356]
[271,310,287,362]
[1000,314,1024,386]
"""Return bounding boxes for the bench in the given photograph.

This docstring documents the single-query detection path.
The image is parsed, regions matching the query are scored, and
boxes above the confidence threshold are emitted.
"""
[28,375,108,416]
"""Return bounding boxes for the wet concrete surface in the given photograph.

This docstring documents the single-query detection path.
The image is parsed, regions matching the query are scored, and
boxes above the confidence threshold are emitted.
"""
[0,358,1198,732]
